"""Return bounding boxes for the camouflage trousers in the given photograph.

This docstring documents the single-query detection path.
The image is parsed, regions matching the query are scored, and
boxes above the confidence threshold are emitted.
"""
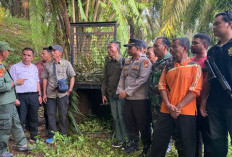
[151,105,161,126]
[0,102,27,154]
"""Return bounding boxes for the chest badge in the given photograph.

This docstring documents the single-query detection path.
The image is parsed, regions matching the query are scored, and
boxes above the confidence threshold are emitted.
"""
[228,47,232,56]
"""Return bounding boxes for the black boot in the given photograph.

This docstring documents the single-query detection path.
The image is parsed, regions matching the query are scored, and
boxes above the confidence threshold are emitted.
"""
[139,144,150,157]
[124,140,139,154]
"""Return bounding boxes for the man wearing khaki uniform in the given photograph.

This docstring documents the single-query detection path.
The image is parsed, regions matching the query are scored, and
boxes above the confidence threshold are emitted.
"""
[42,45,76,143]
[117,39,152,156]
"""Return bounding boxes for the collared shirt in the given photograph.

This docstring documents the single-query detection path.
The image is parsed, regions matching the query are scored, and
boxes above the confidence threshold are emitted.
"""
[101,55,124,97]
[116,54,152,100]
[42,59,76,98]
[0,62,16,105]
[10,62,39,93]
[148,53,172,108]
[159,58,203,115]
[35,60,45,97]
[207,38,232,107]
[191,56,207,104]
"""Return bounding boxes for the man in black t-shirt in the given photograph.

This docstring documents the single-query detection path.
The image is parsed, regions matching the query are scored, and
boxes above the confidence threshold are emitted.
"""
[200,11,232,157]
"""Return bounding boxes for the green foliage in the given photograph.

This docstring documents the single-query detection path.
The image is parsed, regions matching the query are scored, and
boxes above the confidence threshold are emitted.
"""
[0,17,36,65]
[77,0,87,21]
[79,116,112,133]
[29,0,43,54]
[68,90,82,134]
[0,6,5,24]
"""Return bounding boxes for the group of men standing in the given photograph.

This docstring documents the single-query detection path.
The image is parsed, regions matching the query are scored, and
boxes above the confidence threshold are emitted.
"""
[101,11,232,157]
[0,44,75,157]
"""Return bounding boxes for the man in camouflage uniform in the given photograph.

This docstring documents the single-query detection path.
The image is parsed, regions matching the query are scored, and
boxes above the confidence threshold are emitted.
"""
[0,41,31,157]
[116,39,152,156]
[149,37,172,125]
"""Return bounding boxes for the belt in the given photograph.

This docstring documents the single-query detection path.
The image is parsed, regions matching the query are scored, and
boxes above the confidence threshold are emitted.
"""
[17,92,38,95]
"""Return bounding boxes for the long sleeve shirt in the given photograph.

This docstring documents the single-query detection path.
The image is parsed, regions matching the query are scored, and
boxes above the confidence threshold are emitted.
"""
[101,56,124,97]
[116,54,151,100]
[158,58,203,115]
[0,62,16,105]
[10,62,39,93]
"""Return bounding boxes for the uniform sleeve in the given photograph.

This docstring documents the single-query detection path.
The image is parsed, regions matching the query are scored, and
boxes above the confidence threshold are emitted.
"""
[42,63,49,79]
[101,64,107,97]
[66,61,76,78]
[189,64,203,97]
[158,67,168,91]
[0,73,12,92]
[116,68,125,95]
[124,59,151,96]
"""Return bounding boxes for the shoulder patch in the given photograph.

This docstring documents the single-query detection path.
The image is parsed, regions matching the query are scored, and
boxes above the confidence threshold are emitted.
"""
[135,60,140,63]
[228,47,232,56]
[125,60,130,64]
[0,70,3,77]
[144,59,149,68]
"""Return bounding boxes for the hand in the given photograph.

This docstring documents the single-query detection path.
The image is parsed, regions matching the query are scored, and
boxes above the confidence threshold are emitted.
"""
[119,91,127,99]
[200,101,208,117]
[43,94,47,103]
[102,96,108,104]
[67,90,72,96]
[167,104,181,119]
[11,82,14,88]
[16,78,28,86]
[14,99,20,106]
[38,96,42,104]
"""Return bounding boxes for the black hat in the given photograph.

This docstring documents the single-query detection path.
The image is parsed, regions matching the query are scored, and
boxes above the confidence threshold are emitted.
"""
[124,38,143,47]
[142,41,147,48]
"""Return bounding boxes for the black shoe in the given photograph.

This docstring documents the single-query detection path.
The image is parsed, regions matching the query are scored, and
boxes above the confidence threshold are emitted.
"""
[124,142,139,154]
[139,145,150,157]
[121,141,127,150]
[0,152,13,157]
[112,141,126,148]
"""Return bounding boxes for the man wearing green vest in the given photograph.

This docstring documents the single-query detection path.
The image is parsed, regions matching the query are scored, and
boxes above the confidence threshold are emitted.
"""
[0,41,31,157]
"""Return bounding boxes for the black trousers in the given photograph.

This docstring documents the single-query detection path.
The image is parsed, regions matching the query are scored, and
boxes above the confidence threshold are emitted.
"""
[47,95,69,138]
[195,106,210,157]
[17,92,39,139]
[42,102,49,130]
[204,105,232,157]
[124,99,151,146]
[150,113,196,157]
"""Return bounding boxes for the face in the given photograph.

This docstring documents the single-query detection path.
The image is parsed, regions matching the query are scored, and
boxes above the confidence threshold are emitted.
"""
[2,50,9,60]
[52,49,62,60]
[127,46,138,56]
[146,48,157,63]
[213,15,231,37]
[191,38,205,54]
[107,43,118,59]
[41,50,51,62]
[22,50,33,65]
[170,40,185,61]
[153,39,166,58]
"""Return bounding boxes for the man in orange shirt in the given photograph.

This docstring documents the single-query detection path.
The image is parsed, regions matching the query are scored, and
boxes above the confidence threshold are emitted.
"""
[149,38,203,157]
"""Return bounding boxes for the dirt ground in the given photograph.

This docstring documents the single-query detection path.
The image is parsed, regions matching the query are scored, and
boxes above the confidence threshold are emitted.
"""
[8,106,47,156]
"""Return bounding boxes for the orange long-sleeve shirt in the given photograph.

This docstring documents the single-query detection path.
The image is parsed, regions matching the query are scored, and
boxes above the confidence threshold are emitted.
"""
[158,58,203,115]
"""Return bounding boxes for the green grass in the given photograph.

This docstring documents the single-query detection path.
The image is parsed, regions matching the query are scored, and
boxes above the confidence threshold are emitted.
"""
[0,16,41,65]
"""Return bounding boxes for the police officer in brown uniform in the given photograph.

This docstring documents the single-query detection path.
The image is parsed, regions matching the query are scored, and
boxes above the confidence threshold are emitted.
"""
[116,39,152,156]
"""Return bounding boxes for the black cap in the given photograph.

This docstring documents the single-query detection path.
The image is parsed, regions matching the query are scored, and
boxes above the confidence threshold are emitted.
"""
[123,38,143,47]
[142,41,147,48]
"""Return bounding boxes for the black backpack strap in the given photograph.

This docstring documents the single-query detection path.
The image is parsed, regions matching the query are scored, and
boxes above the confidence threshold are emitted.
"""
[53,62,58,82]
